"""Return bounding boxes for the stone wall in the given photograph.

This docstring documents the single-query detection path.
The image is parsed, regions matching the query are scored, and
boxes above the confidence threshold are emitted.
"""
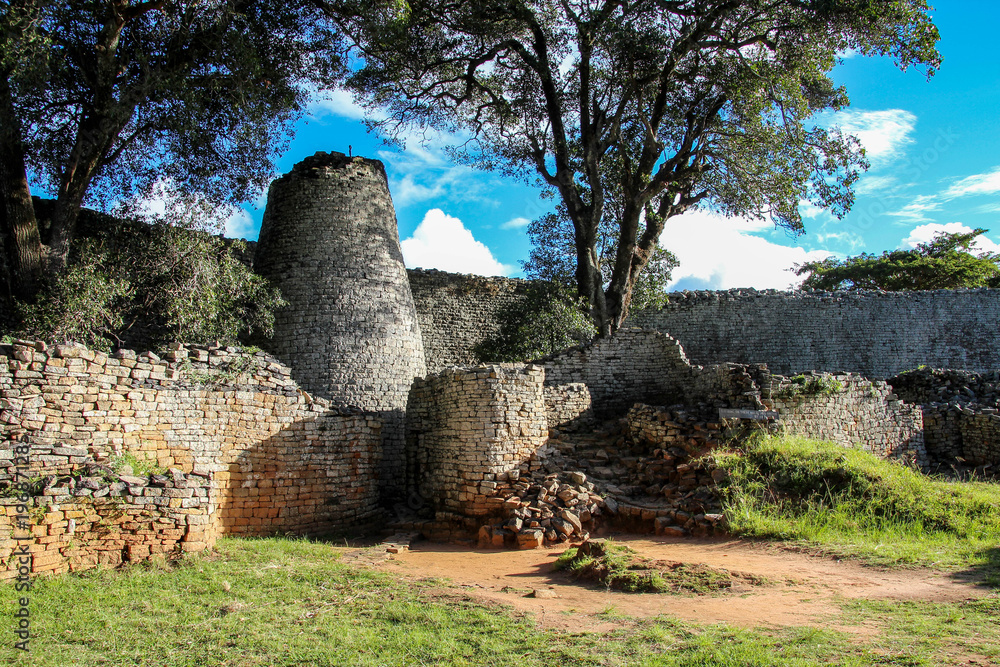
[405,364,546,536]
[889,367,1000,467]
[407,269,531,372]
[627,288,1000,379]
[0,340,382,575]
[538,329,765,419]
[254,152,425,497]
[763,372,926,466]
[0,460,213,578]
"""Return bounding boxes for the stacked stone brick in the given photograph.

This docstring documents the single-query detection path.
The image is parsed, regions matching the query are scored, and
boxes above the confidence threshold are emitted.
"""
[0,463,212,578]
[407,269,531,372]
[764,372,927,467]
[627,287,1000,379]
[404,364,547,540]
[889,367,1000,467]
[254,151,426,496]
[0,339,381,575]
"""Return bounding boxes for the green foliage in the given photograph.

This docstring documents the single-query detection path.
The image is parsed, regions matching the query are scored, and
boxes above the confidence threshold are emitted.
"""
[109,452,168,478]
[17,242,134,350]
[715,434,1000,578]
[474,282,596,362]
[795,228,1000,291]
[18,203,284,351]
[556,541,735,594]
[773,374,845,398]
[10,0,344,212]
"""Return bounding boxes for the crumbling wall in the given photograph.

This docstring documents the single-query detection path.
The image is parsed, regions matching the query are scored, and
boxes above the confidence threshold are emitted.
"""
[628,288,1000,379]
[0,340,382,575]
[889,367,1000,467]
[405,364,546,539]
[0,461,213,578]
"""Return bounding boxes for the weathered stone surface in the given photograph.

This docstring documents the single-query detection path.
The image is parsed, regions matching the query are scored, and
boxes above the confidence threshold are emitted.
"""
[254,151,426,496]
[627,288,1000,380]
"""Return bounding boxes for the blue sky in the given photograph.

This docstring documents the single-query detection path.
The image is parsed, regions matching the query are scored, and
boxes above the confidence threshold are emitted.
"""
[225,0,1000,291]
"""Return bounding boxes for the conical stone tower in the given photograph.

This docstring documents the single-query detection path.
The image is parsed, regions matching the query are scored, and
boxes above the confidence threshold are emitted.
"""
[254,151,426,497]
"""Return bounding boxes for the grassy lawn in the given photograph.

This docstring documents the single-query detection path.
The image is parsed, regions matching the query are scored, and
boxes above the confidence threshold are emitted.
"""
[714,434,1000,584]
[0,536,995,666]
[1,435,998,666]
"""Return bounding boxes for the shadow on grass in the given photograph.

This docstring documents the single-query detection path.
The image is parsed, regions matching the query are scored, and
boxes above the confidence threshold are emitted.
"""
[953,546,1000,589]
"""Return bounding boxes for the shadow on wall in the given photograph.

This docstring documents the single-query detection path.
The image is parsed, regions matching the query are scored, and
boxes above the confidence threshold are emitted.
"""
[214,407,383,538]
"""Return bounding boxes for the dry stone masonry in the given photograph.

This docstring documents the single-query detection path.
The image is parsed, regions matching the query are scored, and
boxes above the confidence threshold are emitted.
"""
[407,269,531,373]
[889,367,1000,468]
[254,152,426,497]
[0,339,381,576]
[404,364,547,540]
[7,150,1000,573]
[627,288,1000,379]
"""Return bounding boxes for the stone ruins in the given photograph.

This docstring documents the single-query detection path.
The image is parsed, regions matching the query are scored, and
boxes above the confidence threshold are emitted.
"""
[3,151,998,577]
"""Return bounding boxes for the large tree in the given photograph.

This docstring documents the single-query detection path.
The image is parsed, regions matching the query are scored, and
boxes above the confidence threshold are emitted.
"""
[322,0,940,335]
[795,228,1000,291]
[0,0,343,296]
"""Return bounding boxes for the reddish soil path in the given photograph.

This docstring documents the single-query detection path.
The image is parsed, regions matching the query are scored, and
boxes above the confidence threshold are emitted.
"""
[374,535,988,634]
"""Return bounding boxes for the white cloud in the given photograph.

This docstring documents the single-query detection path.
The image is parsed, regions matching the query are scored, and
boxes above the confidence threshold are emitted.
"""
[887,194,942,223]
[660,209,834,291]
[225,208,258,240]
[308,88,383,121]
[814,230,866,252]
[900,222,1000,255]
[943,167,1000,198]
[401,209,513,276]
[821,109,917,168]
[501,216,531,230]
[853,174,899,196]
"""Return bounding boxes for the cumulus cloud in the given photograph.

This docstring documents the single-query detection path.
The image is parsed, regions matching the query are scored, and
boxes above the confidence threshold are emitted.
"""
[501,216,531,230]
[401,208,513,275]
[943,167,1000,198]
[821,109,917,168]
[900,222,1000,255]
[659,209,834,291]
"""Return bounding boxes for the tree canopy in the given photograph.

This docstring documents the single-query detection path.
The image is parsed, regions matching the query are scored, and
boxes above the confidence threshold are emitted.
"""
[794,229,1000,291]
[0,0,344,299]
[523,204,678,312]
[324,0,940,335]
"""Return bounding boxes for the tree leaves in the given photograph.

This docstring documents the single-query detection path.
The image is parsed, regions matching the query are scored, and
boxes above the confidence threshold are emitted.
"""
[794,228,1000,291]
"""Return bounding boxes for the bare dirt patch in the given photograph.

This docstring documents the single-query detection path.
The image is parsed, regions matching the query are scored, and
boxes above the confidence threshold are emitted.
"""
[373,534,988,634]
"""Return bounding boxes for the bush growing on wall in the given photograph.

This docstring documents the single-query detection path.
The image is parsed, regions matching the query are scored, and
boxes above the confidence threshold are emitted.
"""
[17,194,283,351]
[474,281,596,362]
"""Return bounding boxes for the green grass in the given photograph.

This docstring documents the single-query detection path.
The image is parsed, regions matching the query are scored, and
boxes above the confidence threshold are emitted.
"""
[714,434,1000,583]
[555,540,733,594]
[2,537,998,666]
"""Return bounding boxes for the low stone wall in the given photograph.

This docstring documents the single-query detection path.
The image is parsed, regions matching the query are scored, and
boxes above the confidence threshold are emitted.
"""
[544,383,594,431]
[538,329,699,418]
[405,364,546,538]
[764,373,926,467]
[0,340,382,575]
[0,461,213,578]
[889,367,1000,467]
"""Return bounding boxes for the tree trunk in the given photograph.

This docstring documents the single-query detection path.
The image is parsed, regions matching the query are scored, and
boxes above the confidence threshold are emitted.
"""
[0,73,42,302]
